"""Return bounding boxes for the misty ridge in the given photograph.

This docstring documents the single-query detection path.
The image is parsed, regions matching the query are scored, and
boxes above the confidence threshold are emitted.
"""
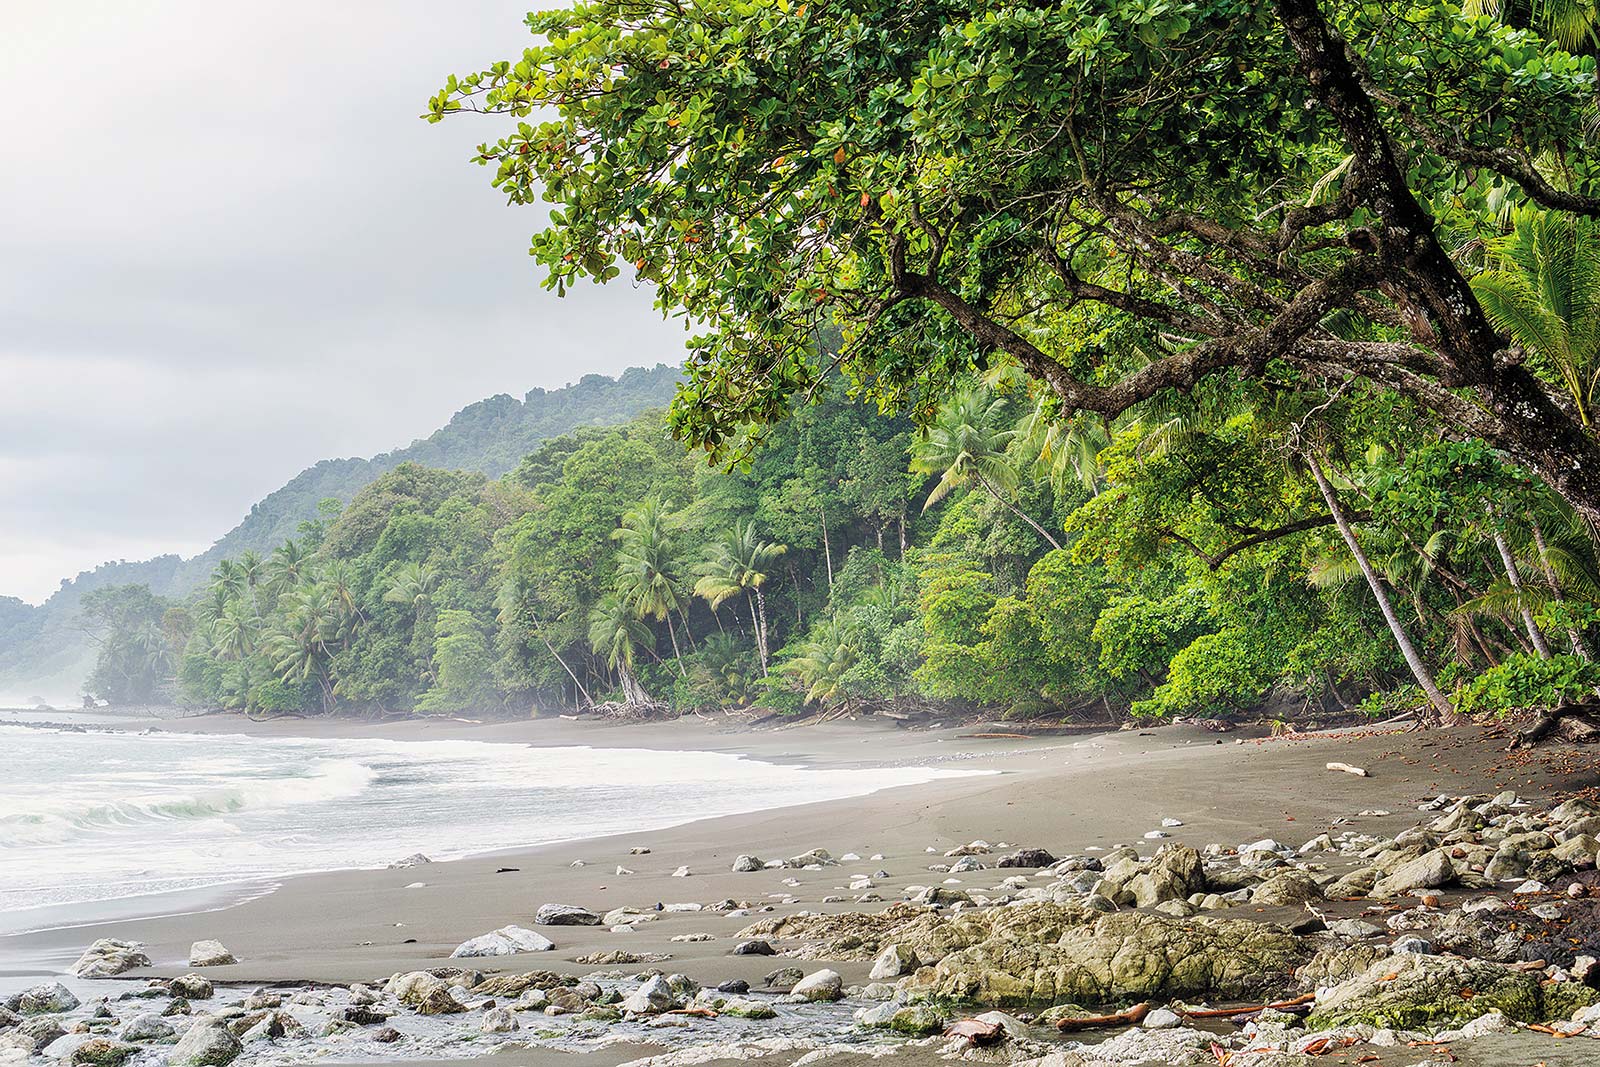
[0,365,680,705]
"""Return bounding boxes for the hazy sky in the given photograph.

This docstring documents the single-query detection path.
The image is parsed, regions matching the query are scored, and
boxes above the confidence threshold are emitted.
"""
[0,2,683,604]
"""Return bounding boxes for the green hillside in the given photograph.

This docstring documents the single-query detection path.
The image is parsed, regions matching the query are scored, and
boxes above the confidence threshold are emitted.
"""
[0,365,680,704]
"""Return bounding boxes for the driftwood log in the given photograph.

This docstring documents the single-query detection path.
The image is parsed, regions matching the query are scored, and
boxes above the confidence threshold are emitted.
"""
[1054,1002,1150,1031]
[1510,700,1600,749]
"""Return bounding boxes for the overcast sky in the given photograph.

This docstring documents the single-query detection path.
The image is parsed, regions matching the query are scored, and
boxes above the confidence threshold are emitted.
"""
[0,2,683,604]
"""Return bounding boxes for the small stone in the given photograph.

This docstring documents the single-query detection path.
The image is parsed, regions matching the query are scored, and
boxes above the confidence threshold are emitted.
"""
[167,976,213,1000]
[733,939,775,956]
[672,866,691,877]
[1142,1008,1181,1029]
[187,941,235,968]
[731,855,763,873]
[1513,879,1550,894]
[70,939,151,979]
[166,1020,241,1066]
[71,1039,138,1067]
[789,969,843,1002]
[17,982,79,1014]
[534,903,601,926]
[481,1007,518,1032]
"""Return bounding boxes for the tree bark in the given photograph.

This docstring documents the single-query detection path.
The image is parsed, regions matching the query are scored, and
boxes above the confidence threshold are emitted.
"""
[531,613,593,706]
[1305,451,1455,723]
[1530,517,1592,661]
[819,506,834,591]
[753,587,771,676]
[973,471,1062,550]
[1491,527,1553,659]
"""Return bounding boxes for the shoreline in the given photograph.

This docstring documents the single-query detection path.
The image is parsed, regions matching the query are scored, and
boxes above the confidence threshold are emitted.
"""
[0,713,1012,981]
[11,712,1594,990]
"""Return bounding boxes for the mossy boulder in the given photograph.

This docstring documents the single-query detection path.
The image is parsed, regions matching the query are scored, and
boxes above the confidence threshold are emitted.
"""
[1308,954,1600,1030]
[71,1039,138,1067]
[903,909,1307,1008]
[887,1005,946,1035]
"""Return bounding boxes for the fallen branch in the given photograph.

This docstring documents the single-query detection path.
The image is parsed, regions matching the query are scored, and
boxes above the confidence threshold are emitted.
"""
[1509,701,1600,749]
[664,1008,718,1019]
[1177,993,1316,1019]
[1054,1002,1150,1031]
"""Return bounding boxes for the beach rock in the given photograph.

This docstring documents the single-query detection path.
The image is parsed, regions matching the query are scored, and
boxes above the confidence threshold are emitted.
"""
[763,967,804,992]
[1250,870,1323,907]
[995,848,1056,869]
[1124,844,1206,909]
[1142,1007,1182,1029]
[544,988,591,1015]
[622,975,675,1015]
[1370,849,1455,899]
[470,971,575,998]
[887,1005,945,1035]
[481,1007,518,1033]
[4,1019,66,1053]
[790,969,844,1002]
[166,976,213,1001]
[451,925,555,957]
[903,905,1307,1008]
[731,855,764,873]
[120,1014,175,1042]
[338,1006,389,1026]
[1310,953,1600,1028]
[718,998,776,1019]
[71,1038,138,1066]
[388,853,432,869]
[870,943,918,980]
[70,940,151,979]
[0,1006,17,1031]
[17,982,79,1014]
[238,1011,305,1043]
[388,972,467,1015]
[187,941,235,968]
[534,903,601,926]
[371,1028,403,1044]
[733,939,776,956]
[167,1020,241,1066]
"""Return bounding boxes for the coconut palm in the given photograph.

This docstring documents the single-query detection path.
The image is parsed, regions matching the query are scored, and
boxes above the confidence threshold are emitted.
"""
[211,598,259,661]
[588,593,655,706]
[612,498,691,674]
[912,389,1061,550]
[1472,208,1600,426]
[384,562,439,613]
[693,521,787,674]
[265,539,312,599]
[1013,399,1111,496]
[780,617,861,711]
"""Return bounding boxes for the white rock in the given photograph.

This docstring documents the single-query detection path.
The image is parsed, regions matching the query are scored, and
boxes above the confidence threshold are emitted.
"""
[450,925,554,957]
[1142,1007,1182,1029]
[188,940,236,967]
[672,866,691,877]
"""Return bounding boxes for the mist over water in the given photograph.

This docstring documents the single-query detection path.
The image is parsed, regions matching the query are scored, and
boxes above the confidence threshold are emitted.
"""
[0,726,970,927]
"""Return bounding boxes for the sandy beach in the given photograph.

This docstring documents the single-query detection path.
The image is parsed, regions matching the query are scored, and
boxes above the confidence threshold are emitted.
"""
[8,712,1592,987]
[9,712,1600,1067]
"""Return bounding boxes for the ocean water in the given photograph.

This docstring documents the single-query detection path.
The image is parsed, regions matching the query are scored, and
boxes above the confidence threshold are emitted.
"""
[0,723,969,930]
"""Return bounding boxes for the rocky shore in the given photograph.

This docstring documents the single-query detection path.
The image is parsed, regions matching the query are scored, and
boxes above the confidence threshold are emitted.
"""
[10,780,1600,1067]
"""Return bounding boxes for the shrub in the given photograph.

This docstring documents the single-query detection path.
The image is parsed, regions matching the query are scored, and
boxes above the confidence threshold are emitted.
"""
[1456,654,1600,717]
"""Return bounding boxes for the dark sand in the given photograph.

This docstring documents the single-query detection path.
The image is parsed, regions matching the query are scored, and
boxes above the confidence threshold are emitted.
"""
[7,712,1599,1067]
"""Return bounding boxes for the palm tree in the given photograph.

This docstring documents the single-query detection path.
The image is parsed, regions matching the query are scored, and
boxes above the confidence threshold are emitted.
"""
[588,593,655,706]
[912,389,1062,550]
[1014,398,1111,496]
[384,562,439,613]
[1304,451,1456,723]
[211,599,259,661]
[612,498,691,674]
[693,522,787,674]
[780,618,861,711]
[263,584,340,711]
[265,539,311,599]
[1472,208,1600,425]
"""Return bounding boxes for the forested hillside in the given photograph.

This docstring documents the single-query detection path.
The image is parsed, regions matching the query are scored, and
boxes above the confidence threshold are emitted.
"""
[0,366,679,703]
[95,372,1600,726]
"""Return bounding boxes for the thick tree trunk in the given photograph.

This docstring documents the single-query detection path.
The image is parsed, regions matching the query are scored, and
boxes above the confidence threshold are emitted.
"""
[619,664,652,707]
[1491,528,1553,659]
[1275,0,1600,535]
[1531,518,1593,661]
[974,472,1062,550]
[1306,451,1455,723]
